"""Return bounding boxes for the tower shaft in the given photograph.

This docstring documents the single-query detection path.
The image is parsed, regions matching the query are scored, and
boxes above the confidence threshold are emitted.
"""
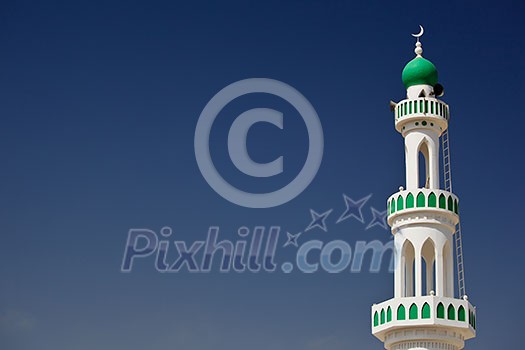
[371,30,476,350]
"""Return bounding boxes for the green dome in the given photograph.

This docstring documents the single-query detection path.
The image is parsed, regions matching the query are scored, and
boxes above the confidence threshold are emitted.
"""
[402,57,438,89]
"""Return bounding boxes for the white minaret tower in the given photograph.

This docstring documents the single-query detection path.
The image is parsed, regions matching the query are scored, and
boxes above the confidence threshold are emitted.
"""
[371,27,476,350]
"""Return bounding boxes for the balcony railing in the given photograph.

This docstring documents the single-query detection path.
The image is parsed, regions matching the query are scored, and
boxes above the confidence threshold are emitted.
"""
[395,98,449,121]
[387,188,459,219]
[371,295,476,339]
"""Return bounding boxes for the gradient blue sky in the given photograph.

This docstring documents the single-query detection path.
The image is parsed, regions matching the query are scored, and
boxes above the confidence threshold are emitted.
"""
[0,1,524,349]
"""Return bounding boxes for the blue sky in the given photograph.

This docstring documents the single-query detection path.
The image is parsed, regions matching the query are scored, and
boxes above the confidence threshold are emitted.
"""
[0,0,524,349]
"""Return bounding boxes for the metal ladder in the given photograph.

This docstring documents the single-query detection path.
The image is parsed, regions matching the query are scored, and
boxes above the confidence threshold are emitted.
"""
[442,129,466,298]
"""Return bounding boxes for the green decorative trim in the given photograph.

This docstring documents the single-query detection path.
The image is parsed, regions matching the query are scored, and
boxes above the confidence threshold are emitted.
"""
[397,305,406,320]
[374,311,378,326]
[437,303,445,319]
[409,303,418,320]
[387,306,392,322]
[469,310,476,329]
[397,195,404,211]
[416,192,425,207]
[406,193,414,208]
[380,309,385,324]
[428,192,437,207]
[447,304,455,320]
[458,306,466,321]
[439,194,446,209]
[422,302,431,319]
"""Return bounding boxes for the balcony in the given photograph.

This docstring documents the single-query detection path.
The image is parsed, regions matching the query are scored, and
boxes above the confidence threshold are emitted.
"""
[394,98,449,133]
[387,188,459,227]
[371,295,476,342]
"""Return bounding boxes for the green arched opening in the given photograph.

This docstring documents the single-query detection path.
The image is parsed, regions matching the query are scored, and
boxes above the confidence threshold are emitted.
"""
[409,303,418,319]
[437,303,445,319]
[397,195,404,211]
[422,303,431,319]
[416,192,425,207]
[454,199,459,214]
[428,192,437,207]
[387,201,390,215]
[380,309,385,324]
[439,194,446,209]
[373,311,378,326]
[397,305,406,320]
[447,304,455,320]
[387,306,392,322]
[406,193,414,208]
[458,306,466,321]
[391,199,396,214]
[448,196,454,211]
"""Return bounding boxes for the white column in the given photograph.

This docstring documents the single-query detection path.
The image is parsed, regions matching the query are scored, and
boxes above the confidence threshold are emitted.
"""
[426,258,434,294]
[435,248,444,296]
[406,256,413,297]
[415,249,422,297]
[428,136,440,189]
[446,242,455,297]
[395,250,404,298]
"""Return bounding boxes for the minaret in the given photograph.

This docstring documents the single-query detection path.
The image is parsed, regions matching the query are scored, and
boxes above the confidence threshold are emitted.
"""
[371,28,476,350]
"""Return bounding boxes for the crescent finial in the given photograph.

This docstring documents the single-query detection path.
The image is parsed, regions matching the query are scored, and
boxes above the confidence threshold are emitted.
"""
[411,25,424,56]
[411,25,424,39]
